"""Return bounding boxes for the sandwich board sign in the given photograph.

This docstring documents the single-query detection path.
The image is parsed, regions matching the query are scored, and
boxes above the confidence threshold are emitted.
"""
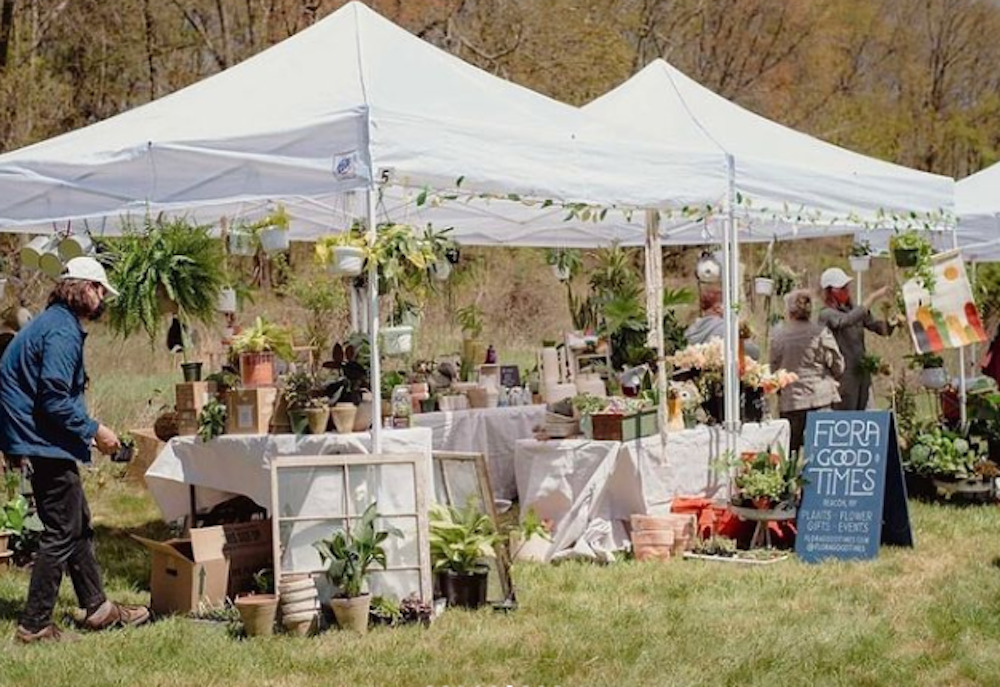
[795,411,913,563]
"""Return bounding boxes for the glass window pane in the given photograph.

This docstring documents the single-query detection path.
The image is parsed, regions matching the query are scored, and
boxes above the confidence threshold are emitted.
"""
[276,467,346,518]
[279,518,344,573]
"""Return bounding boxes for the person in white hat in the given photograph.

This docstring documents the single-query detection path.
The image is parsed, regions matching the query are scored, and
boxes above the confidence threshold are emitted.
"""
[817,266,896,411]
[0,256,150,643]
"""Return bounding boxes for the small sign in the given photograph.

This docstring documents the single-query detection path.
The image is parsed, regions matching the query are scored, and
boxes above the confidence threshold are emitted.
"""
[333,151,359,180]
[795,411,913,563]
[500,365,521,388]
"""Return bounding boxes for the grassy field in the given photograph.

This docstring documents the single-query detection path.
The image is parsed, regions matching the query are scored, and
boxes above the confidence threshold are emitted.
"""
[1,483,1000,687]
[0,238,994,685]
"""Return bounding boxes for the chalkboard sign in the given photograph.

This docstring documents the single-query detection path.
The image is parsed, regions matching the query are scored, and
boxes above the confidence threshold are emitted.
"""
[795,410,913,563]
[500,365,521,388]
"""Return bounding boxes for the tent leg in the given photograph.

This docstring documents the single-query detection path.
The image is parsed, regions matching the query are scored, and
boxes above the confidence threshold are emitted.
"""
[367,188,382,453]
[951,227,967,426]
[645,210,668,460]
[722,154,740,463]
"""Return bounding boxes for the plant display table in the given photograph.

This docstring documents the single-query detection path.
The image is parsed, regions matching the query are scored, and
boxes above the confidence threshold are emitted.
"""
[513,420,790,562]
[145,428,433,522]
[411,404,547,500]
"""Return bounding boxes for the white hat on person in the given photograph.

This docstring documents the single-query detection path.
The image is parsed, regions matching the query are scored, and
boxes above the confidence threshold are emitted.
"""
[62,256,119,298]
[820,267,853,290]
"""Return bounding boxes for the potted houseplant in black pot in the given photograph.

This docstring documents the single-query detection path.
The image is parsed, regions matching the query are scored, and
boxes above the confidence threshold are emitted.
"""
[313,501,402,633]
[889,229,932,269]
[429,502,498,609]
[103,216,226,379]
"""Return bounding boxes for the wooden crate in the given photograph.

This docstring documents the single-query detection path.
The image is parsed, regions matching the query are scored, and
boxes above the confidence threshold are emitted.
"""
[590,410,659,442]
[175,382,218,413]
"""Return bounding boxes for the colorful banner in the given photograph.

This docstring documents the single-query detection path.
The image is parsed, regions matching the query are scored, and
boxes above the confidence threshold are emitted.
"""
[903,250,987,354]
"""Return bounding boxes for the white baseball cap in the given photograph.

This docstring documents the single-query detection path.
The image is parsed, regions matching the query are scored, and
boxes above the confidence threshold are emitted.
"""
[62,257,119,297]
[820,267,853,290]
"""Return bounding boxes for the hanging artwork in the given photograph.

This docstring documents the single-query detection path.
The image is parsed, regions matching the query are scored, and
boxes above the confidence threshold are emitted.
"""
[902,250,987,354]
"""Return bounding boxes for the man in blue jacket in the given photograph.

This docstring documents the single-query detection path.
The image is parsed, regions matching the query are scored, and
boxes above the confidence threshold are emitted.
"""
[0,257,150,643]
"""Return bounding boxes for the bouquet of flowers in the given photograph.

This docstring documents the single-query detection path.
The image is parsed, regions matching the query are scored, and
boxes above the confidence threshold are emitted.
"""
[741,358,798,395]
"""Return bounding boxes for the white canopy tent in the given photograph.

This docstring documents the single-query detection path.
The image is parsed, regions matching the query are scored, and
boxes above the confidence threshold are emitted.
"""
[958,163,1000,261]
[0,3,736,451]
[585,58,957,440]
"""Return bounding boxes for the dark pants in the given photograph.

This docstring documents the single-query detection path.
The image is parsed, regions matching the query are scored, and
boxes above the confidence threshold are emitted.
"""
[781,406,831,456]
[20,457,106,632]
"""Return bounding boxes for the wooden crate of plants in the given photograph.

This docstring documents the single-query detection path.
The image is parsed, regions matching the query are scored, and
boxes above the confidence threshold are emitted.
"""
[591,409,659,442]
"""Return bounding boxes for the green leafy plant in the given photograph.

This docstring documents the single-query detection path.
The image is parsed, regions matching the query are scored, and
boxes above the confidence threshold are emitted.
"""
[252,568,274,594]
[715,447,804,508]
[380,369,406,399]
[313,501,402,598]
[428,502,498,574]
[197,398,227,442]
[850,240,873,257]
[691,535,737,557]
[369,595,402,626]
[282,275,347,358]
[905,429,989,479]
[544,248,583,281]
[890,230,935,292]
[0,475,43,539]
[455,303,485,340]
[103,215,226,342]
[230,316,295,361]
[905,352,944,369]
[857,352,889,376]
[281,369,318,411]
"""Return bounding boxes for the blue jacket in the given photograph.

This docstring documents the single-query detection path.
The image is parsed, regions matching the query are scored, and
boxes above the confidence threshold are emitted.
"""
[0,303,99,463]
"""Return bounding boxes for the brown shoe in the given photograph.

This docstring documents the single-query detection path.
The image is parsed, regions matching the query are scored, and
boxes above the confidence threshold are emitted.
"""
[15,624,80,644]
[80,600,151,631]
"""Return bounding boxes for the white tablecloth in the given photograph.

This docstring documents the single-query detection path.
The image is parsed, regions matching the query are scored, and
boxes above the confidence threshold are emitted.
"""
[412,405,546,500]
[145,428,433,522]
[514,421,790,561]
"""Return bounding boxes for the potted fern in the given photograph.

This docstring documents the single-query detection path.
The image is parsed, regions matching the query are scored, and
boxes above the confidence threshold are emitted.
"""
[230,316,295,388]
[313,502,402,633]
[103,216,226,378]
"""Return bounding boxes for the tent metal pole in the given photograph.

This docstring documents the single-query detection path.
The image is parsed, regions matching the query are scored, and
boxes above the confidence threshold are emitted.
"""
[721,154,739,458]
[951,226,967,426]
[367,187,382,452]
[645,209,668,459]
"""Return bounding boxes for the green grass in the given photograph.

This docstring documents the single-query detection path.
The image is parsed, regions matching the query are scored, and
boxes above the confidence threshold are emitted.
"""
[2,491,1000,686]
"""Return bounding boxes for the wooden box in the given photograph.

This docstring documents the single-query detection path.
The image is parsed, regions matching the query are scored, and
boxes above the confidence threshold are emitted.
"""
[225,388,278,435]
[176,410,199,437]
[175,382,218,413]
[591,410,659,442]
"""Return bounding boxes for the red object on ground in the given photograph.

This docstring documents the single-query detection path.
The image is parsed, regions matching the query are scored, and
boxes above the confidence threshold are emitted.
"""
[671,497,747,539]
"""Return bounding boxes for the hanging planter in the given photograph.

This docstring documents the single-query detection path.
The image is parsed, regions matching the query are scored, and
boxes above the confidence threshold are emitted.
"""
[58,234,94,260]
[327,247,365,277]
[753,277,774,296]
[38,250,63,278]
[228,229,257,257]
[381,325,413,356]
[551,264,571,281]
[919,366,948,390]
[20,236,58,271]
[892,247,919,268]
[216,287,238,313]
[430,258,452,281]
[258,227,290,255]
[180,361,203,382]
[849,255,871,273]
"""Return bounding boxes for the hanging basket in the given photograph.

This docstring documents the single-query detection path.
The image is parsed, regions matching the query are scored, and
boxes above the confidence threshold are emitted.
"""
[217,287,238,313]
[892,247,919,268]
[258,227,290,255]
[551,264,571,282]
[919,366,948,390]
[754,277,774,296]
[38,250,63,278]
[849,255,871,273]
[381,325,413,356]
[58,234,94,260]
[326,247,365,277]
[431,259,452,281]
[228,230,257,257]
[20,236,58,271]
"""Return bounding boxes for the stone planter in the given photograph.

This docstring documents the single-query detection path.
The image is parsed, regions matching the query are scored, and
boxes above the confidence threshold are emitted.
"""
[305,405,329,434]
[330,403,357,434]
[330,594,371,633]
[235,594,279,637]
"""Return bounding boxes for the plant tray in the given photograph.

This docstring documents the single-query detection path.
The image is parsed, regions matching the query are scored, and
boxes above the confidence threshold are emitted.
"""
[590,410,658,442]
[682,552,789,566]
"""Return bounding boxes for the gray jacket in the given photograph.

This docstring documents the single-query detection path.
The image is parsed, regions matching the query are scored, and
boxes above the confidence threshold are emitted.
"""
[685,315,760,360]
[769,320,845,412]
[817,304,893,411]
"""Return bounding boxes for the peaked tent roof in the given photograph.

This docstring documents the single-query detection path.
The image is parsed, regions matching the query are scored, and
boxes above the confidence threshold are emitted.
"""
[957,163,1000,261]
[0,2,728,246]
[584,59,954,242]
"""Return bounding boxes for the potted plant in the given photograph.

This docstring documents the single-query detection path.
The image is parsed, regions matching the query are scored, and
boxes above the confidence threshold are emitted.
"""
[715,447,804,512]
[234,568,279,637]
[380,370,406,419]
[856,352,890,377]
[455,303,485,370]
[230,316,295,388]
[0,476,44,558]
[906,429,996,498]
[255,204,291,256]
[545,248,582,282]
[849,239,873,273]
[889,229,931,268]
[423,224,458,282]
[906,352,947,389]
[104,216,226,378]
[754,247,797,298]
[315,230,367,277]
[313,501,402,633]
[227,221,257,257]
[281,370,314,435]
[112,433,137,464]
[205,369,240,401]
[196,398,227,442]
[428,502,498,609]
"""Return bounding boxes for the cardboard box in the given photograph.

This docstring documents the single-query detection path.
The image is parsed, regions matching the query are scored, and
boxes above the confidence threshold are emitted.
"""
[225,388,278,435]
[176,409,199,437]
[133,520,272,615]
[175,382,218,412]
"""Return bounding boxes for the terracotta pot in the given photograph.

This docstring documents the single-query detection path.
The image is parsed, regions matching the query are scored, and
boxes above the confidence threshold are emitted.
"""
[330,594,371,633]
[751,497,774,510]
[240,351,275,388]
[305,406,329,434]
[235,594,279,637]
[330,403,357,434]
[631,529,674,561]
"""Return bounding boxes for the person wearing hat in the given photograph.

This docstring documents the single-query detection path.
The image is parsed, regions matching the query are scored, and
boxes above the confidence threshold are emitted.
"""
[0,257,151,643]
[817,267,895,411]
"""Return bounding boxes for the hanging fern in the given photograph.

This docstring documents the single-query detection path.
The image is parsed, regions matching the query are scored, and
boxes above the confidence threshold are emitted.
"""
[102,215,226,342]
